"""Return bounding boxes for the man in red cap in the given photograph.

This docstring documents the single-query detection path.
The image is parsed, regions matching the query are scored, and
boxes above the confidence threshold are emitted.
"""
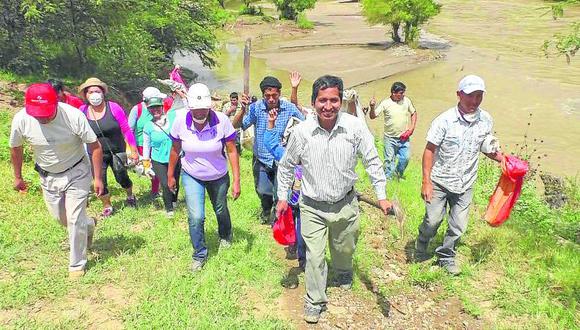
[9,83,104,279]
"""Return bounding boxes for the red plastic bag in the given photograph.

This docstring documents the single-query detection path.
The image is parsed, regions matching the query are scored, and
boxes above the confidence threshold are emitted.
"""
[484,155,528,227]
[273,208,296,245]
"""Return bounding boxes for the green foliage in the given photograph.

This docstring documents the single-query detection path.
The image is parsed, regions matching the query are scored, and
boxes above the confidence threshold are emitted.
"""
[273,0,317,21]
[541,0,579,63]
[361,0,441,46]
[0,0,221,98]
[296,12,314,29]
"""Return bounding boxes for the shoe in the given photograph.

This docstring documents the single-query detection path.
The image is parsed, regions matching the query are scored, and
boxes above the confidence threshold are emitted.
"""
[191,260,205,273]
[414,239,430,262]
[172,201,177,210]
[438,259,461,275]
[303,305,322,324]
[337,271,353,290]
[219,238,232,250]
[126,196,137,208]
[166,211,175,218]
[298,259,306,271]
[69,269,86,279]
[101,206,114,218]
[151,192,160,199]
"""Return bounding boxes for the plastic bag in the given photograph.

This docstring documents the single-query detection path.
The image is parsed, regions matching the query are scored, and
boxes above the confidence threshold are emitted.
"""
[484,155,528,227]
[273,207,296,245]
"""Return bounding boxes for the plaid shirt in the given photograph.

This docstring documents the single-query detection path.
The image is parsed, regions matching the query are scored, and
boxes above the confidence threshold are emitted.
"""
[242,99,304,167]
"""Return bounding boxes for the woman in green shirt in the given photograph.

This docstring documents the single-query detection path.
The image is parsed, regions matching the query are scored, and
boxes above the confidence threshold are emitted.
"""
[142,97,180,217]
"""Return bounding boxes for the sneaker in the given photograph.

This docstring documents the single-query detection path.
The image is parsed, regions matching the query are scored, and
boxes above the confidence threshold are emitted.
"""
[172,201,177,210]
[286,245,297,260]
[150,192,160,199]
[438,259,461,275]
[336,271,353,290]
[166,211,175,218]
[126,196,137,208]
[69,269,86,279]
[414,239,430,262]
[101,206,114,218]
[191,260,204,273]
[298,259,306,271]
[303,305,322,324]
[219,238,232,250]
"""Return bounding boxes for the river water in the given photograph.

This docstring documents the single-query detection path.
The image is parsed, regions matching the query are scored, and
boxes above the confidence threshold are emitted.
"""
[176,0,579,176]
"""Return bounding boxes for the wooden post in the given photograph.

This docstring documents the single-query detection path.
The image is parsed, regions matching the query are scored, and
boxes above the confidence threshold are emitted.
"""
[243,38,251,95]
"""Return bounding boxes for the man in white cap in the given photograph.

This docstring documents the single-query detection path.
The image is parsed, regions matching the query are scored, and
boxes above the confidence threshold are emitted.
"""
[9,83,104,278]
[416,75,503,275]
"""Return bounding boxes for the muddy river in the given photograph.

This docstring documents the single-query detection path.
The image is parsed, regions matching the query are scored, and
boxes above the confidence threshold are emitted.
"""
[176,0,579,176]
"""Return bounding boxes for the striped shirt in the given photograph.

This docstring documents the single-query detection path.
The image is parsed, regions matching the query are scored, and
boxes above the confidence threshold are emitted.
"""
[426,106,493,194]
[277,112,387,203]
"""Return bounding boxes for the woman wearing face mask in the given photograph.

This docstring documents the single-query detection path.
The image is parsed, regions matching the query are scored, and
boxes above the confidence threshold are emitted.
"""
[167,83,241,272]
[142,97,180,217]
[79,77,139,217]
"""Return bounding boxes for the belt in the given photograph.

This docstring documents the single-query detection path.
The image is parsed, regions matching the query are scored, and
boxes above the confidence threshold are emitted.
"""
[301,188,355,207]
[36,157,85,176]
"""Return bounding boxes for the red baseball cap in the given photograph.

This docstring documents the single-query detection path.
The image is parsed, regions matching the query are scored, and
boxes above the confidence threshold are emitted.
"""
[25,83,58,118]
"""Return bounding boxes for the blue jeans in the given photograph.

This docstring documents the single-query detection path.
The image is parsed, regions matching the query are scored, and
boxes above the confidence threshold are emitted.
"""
[383,136,410,179]
[181,171,232,262]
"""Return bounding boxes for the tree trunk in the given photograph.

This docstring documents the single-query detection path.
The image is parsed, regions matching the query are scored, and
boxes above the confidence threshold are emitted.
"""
[391,22,401,43]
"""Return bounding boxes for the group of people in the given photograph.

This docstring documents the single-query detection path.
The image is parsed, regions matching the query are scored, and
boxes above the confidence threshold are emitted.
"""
[9,71,503,323]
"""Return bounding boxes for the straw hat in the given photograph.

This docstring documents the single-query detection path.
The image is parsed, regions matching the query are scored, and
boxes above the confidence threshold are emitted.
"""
[78,77,108,97]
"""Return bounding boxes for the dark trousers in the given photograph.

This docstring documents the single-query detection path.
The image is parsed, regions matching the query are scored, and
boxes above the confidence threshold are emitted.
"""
[100,152,132,195]
[152,160,181,212]
[252,156,277,214]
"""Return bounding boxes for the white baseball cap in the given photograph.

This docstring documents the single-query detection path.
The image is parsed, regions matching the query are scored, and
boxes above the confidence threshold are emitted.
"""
[457,75,486,94]
[186,83,212,110]
[142,87,167,101]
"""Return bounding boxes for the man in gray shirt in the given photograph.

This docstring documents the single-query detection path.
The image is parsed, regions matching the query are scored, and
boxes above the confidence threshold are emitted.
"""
[417,75,503,275]
[276,75,392,324]
[9,83,104,279]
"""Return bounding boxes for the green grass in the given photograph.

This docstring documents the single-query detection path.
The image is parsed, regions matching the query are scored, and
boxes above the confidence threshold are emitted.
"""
[0,110,578,328]
[296,13,314,30]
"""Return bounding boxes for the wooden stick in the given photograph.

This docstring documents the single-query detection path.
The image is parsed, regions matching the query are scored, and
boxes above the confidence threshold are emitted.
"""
[243,38,251,95]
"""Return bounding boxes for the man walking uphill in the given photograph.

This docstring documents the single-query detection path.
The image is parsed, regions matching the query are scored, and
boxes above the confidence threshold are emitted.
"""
[232,76,304,224]
[9,83,104,279]
[369,81,417,180]
[276,75,393,324]
[416,75,503,275]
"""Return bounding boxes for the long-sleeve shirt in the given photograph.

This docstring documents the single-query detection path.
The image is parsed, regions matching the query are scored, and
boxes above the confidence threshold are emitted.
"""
[277,112,387,203]
[242,99,304,167]
[264,127,285,162]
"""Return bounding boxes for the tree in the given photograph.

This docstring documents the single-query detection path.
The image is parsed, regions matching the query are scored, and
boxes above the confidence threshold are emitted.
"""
[273,0,317,21]
[361,0,440,47]
[0,0,221,98]
[541,0,579,63]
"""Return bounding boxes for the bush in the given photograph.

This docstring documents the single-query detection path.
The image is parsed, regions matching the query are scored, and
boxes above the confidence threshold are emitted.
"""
[296,12,314,29]
[273,0,316,21]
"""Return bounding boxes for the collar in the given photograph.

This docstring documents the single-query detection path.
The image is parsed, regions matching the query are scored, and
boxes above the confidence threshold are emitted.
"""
[186,109,219,132]
[311,111,347,134]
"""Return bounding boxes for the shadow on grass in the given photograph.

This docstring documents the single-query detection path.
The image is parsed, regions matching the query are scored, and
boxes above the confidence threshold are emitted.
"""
[88,234,146,268]
[280,266,303,289]
[355,263,391,318]
[470,238,495,265]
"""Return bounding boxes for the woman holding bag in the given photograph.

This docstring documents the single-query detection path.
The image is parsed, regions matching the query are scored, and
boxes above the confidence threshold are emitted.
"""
[79,77,139,217]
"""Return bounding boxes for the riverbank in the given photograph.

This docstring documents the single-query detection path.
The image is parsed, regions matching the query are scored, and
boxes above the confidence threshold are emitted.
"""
[198,0,580,178]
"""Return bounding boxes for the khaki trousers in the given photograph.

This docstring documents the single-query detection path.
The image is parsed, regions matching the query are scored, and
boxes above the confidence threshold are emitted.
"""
[39,158,94,271]
[300,190,360,310]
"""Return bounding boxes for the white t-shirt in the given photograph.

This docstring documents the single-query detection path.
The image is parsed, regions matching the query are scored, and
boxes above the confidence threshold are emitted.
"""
[9,103,98,173]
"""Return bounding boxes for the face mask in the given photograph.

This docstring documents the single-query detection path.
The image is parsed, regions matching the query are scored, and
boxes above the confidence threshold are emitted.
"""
[154,114,166,126]
[191,116,207,125]
[461,110,479,123]
[88,93,103,106]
